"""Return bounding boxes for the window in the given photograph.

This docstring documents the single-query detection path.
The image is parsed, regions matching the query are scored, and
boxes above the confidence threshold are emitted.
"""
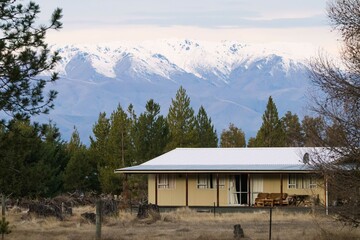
[288,174,318,189]
[309,175,317,189]
[288,174,297,189]
[157,174,175,189]
[197,174,225,189]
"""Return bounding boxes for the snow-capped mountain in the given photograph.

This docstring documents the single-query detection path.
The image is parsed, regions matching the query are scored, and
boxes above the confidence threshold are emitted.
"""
[34,39,313,144]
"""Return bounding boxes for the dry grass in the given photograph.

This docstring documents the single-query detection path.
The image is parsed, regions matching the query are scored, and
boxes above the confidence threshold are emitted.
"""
[2,206,360,240]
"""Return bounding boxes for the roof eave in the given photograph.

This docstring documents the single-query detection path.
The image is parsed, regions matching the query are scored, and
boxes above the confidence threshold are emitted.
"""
[115,169,316,174]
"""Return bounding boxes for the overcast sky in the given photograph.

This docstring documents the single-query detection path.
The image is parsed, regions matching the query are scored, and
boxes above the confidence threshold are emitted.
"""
[35,0,339,52]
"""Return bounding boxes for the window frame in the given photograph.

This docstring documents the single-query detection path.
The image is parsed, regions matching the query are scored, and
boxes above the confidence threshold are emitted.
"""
[197,174,225,189]
[157,174,175,189]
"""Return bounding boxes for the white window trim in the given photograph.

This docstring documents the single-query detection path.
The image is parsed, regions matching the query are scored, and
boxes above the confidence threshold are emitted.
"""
[288,174,318,189]
[197,174,225,189]
[157,174,175,189]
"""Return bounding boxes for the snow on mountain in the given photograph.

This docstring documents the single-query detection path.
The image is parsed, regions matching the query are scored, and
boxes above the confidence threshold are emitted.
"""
[32,39,312,144]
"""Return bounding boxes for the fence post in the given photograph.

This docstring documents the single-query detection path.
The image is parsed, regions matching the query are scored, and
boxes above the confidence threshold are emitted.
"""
[96,199,102,240]
[269,207,272,240]
[213,202,216,217]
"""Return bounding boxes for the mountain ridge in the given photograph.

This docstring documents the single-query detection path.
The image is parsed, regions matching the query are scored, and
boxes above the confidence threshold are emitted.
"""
[33,39,313,144]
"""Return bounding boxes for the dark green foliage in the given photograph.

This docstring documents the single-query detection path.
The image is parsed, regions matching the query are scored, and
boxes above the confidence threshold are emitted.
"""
[281,111,304,147]
[63,128,99,193]
[195,106,218,147]
[132,99,169,164]
[89,106,133,194]
[252,96,286,147]
[220,123,246,147]
[0,0,62,118]
[0,119,68,197]
[166,86,197,150]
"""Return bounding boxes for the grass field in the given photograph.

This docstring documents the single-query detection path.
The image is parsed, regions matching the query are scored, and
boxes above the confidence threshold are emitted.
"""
[3,206,360,240]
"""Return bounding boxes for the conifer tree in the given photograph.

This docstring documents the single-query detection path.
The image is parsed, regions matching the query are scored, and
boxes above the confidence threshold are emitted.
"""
[89,112,112,193]
[166,86,197,150]
[281,111,304,147]
[132,99,169,163]
[0,1,62,118]
[100,105,132,194]
[253,96,285,147]
[63,127,99,193]
[220,123,246,147]
[0,119,68,197]
[195,106,218,147]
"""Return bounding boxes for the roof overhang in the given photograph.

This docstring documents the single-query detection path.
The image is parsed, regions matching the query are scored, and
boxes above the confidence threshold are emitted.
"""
[115,164,316,174]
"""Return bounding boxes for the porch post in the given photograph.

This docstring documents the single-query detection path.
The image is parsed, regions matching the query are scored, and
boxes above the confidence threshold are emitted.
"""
[155,174,158,205]
[123,174,129,207]
[216,174,220,207]
[280,174,283,205]
[186,173,189,207]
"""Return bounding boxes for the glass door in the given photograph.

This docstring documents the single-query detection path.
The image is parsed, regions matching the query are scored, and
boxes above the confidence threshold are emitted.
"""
[229,174,248,205]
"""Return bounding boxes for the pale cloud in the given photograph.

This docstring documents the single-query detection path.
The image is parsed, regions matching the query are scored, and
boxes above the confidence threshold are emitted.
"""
[36,0,338,54]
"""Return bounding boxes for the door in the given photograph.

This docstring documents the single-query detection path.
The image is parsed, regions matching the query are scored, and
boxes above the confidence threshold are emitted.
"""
[229,174,248,205]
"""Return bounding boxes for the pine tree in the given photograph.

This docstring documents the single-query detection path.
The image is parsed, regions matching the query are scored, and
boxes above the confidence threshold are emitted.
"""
[63,127,99,193]
[0,1,62,118]
[195,106,218,147]
[166,86,197,150]
[89,112,112,193]
[253,96,285,147]
[0,119,68,197]
[90,112,110,166]
[100,105,132,194]
[281,111,304,147]
[132,99,169,163]
[220,123,246,147]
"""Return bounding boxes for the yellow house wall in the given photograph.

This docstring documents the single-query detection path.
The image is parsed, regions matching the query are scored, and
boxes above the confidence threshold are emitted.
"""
[148,174,156,204]
[148,174,228,206]
[148,173,326,206]
[188,174,228,206]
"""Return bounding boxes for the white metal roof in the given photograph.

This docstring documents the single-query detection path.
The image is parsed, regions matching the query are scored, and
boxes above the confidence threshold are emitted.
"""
[115,147,330,173]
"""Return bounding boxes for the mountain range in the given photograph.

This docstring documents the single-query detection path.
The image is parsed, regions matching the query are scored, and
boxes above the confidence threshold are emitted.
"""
[33,39,315,144]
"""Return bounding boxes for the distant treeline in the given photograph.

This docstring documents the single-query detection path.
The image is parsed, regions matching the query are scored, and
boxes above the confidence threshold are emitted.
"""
[0,86,336,198]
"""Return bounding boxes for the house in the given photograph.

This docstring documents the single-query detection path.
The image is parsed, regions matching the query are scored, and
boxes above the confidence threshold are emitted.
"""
[115,147,330,208]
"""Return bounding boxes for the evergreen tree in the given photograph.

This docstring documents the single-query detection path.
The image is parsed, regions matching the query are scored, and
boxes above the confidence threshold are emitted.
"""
[0,119,68,197]
[281,111,304,147]
[99,105,132,194]
[63,127,99,193]
[247,137,256,147]
[132,99,169,163]
[253,96,285,147]
[166,86,197,150]
[0,1,62,118]
[195,106,218,147]
[220,123,246,147]
[89,112,112,193]
[89,112,111,166]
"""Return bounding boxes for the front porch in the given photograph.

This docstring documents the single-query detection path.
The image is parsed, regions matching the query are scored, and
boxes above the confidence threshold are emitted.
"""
[141,172,326,208]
